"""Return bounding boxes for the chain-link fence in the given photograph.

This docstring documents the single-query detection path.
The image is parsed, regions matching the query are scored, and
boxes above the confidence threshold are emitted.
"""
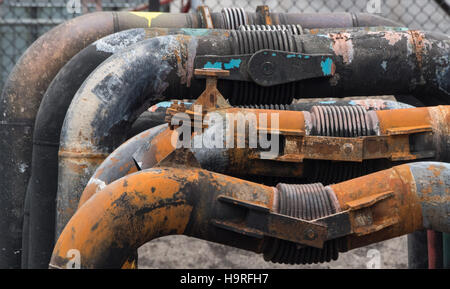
[1,0,449,92]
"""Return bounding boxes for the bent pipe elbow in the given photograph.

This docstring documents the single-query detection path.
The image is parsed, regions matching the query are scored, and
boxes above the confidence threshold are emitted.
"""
[50,162,449,268]
[0,11,188,269]
[51,167,273,269]
[26,28,223,269]
[78,124,168,208]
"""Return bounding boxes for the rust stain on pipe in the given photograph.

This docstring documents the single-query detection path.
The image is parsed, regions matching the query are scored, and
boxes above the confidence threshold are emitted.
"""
[51,168,273,268]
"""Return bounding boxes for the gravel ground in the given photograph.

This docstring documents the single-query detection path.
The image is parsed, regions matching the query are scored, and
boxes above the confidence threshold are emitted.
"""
[138,235,407,269]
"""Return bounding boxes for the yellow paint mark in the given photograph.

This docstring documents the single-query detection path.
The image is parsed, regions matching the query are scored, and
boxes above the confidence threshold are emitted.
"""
[129,12,163,27]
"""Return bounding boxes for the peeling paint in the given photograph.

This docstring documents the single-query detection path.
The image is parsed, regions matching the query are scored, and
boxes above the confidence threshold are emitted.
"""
[382,31,403,46]
[94,29,146,53]
[330,32,354,64]
[87,178,107,193]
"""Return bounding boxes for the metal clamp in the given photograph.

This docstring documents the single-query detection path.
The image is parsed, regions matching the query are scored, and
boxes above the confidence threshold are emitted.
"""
[212,188,398,248]
[198,5,214,29]
[195,49,335,86]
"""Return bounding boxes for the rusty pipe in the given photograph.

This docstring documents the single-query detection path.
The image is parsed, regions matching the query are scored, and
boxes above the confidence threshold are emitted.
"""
[78,124,168,208]
[24,28,225,269]
[50,162,449,268]
[130,105,450,181]
[0,11,182,269]
[80,99,412,206]
[56,28,450,242]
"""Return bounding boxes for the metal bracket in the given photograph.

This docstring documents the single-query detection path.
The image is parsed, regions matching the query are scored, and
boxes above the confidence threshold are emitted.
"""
[212,195,353,248]
[256,5,272,25]
[165,68,231,130]
[195,49,335,86]
[212,188,398,248]
[198,5,214,29]
[252,125,434,162]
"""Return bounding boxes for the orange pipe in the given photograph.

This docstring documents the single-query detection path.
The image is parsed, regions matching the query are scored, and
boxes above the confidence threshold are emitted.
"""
[51,162,449,268]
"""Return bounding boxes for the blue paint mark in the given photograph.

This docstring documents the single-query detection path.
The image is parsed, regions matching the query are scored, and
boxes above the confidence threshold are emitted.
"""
[272,53,277,56]
[155,101,193,108]
[320,100,336,104]
[204,61,222,69]
[304,55,310,59]
[155,101,173,108]
[287,54,296,58]
[180,28,210,36]
[381,61,388,71]
[320,57,333,76]
[349,100,356,106]
[224,58,241,69]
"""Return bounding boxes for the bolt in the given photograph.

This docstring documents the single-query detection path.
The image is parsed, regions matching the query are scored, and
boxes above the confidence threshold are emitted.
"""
[262,61,274,76]
[304,228,316,240]
[343,143,354,154]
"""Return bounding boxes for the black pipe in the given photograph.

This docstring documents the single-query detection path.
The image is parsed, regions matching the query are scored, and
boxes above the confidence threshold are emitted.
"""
[25,28,222,269]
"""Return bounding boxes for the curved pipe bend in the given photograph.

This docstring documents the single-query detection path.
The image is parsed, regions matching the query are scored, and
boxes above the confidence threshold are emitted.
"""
[0,11,175,269]
[50,162,450,269]
[25,27,224,269]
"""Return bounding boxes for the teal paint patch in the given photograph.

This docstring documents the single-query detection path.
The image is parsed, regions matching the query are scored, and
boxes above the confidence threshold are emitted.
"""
[349,100,356,106]
[381,61,388,71]
[287,54,296,58]
[204,61,222,69]
[156,101,172,108]
[304,55,310,59]
[223,58,241,69]
[272,53,277,56]
[180,28,210,36]
[320,100,336,104]
[156,101,193,108]
[320,57,333,76]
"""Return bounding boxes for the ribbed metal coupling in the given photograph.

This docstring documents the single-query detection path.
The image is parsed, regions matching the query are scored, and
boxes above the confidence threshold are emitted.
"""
[238,104,292,110]
[263,183,346,264]
[221,7,247,29]
[239,24,304,35]
[229,30,300,105]
[310,105,377,137]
